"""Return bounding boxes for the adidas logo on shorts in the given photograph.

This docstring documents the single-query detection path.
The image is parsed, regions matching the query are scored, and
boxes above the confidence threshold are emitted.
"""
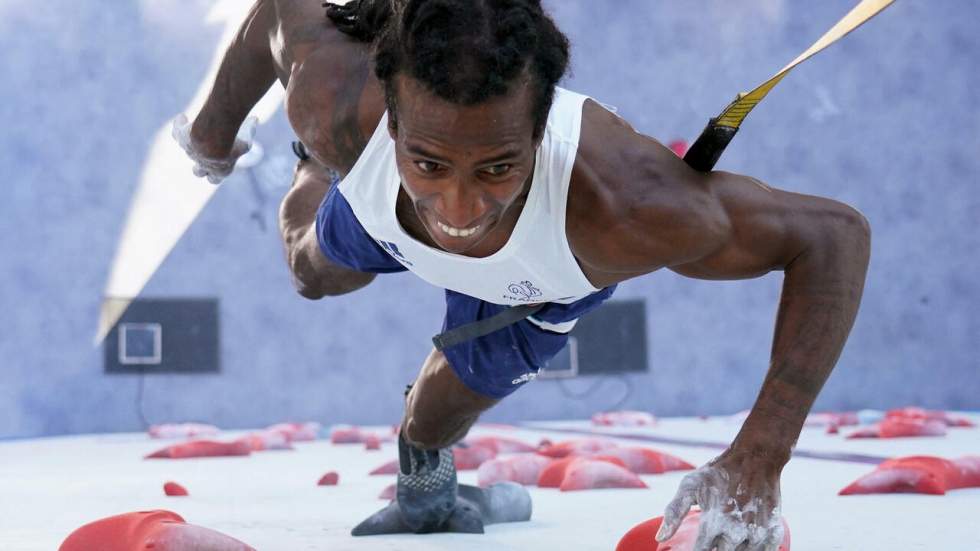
[511,371,539,385]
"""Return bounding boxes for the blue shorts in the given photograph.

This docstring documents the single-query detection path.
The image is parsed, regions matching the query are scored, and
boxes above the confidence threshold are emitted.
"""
[316,182,616,398]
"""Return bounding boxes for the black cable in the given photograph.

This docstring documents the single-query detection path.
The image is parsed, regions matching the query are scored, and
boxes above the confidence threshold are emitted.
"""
[556,373,634,412]
[135,368,150,430]
[556,374,608,399]
[607,374,634,411]
[244,166,268,232]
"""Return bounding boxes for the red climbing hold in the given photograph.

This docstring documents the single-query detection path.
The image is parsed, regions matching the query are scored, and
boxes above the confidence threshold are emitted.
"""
[330,426,365,444]
[369,459,400,476]
[839,456,980,495]
[559,458,648,491]
[378,483,396,500]
[846,417,947,439]
[266,422,320,442]
[537,456,630,489]
[59,510,255,551]
[453,442,497,470]
[592,410,656,427]
[616,511,791,551]
[594,447,695,475]
[145,439,252,459]
[148,423,220,440]
[235,430,293,451]
[537,438,618,458]
[317,472,340,486]
[477,453,552,487]
[465,435,538,454]
[885,407,975,428]
[162,482,188,496]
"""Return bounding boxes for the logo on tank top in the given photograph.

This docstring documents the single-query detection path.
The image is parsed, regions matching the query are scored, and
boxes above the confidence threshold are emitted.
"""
[504,280,543,302]
[512,371,539,385]
[377,240,413,266]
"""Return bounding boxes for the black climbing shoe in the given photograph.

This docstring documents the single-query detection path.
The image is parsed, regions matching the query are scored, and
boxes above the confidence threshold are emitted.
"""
[351,436,533,536]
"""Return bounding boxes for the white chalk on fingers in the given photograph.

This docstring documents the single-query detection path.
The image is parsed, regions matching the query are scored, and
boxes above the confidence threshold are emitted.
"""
[236,141,264,169]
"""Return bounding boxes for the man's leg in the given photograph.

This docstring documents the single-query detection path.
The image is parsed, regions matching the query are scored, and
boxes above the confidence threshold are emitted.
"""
[353,287,625,536]
[352,345,532,536]
[389,291,566,534]
[352,302,543,536]
[388,348,501,533]
[353,289,616,536]
[401,348,499,450]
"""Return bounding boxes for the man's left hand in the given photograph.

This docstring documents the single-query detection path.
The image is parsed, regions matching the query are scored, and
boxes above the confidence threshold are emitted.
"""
[656,448,785,551]
[171,114,257,185]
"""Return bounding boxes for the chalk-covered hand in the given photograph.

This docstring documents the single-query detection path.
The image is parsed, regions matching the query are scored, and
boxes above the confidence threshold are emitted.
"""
[657,449,784,551]
[171,114,257,184]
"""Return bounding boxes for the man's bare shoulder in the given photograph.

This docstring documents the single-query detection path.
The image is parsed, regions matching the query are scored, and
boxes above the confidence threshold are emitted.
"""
[273,1,385,174]
[567,99,722,286]
[272,1,352,63]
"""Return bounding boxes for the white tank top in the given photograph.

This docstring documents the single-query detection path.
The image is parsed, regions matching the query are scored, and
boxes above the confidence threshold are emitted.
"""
[338,87,599,306]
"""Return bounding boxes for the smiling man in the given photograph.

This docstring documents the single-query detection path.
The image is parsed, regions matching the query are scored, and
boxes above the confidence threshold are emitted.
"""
[173,0,871,548]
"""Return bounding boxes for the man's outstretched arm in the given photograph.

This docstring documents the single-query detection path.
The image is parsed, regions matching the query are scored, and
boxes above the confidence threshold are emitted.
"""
[570,100,871,549]
[189,0,278,159]
[580,158,872,460]
[574,102,871,460]
[668,169,872,463]
[658,169,870,548]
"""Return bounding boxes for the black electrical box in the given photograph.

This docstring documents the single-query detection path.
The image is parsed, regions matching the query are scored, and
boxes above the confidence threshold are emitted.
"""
[540,299,648,377]
[103,298,219,374]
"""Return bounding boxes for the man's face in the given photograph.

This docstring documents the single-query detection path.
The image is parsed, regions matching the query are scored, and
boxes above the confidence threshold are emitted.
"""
[390,76,539,255]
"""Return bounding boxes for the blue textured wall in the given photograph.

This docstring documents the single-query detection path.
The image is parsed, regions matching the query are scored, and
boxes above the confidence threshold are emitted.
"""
[2,0,977,438]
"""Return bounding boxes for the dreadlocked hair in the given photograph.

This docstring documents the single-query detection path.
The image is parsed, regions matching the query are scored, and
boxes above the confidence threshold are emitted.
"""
[324,0,393,42]
[325,0,570,140]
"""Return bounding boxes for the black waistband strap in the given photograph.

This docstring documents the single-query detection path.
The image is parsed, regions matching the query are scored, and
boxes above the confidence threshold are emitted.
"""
[432,303,546,351]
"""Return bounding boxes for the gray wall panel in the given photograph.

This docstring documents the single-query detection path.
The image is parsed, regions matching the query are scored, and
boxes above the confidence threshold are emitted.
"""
[2,0,977,437]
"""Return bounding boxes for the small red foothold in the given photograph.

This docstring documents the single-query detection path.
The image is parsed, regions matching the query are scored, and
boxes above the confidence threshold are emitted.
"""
[145,439,252,459]
[364,435,381,451]
[329,427,364,444]
[378,484,396,500]
[453,443,497,470]
[369,460,399,476]
[163,482,188,496]
[317,472,339,486]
